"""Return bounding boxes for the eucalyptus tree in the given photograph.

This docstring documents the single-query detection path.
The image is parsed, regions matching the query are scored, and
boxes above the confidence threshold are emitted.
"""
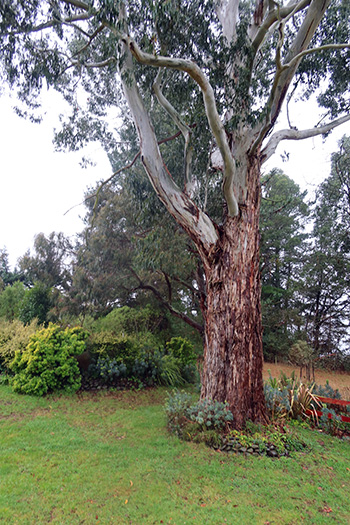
[1,1,350,426]
[18,232,73,291]
[72,181,204,332]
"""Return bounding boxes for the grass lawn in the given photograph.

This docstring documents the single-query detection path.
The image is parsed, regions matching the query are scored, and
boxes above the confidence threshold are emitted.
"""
[0,384,349,524]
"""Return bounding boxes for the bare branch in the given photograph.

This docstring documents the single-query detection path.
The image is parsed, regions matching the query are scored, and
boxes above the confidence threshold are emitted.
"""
[130,269,204,335]
[261,114,350,164]
[153,71,194,194]
[284,43,350,70]
[123,35,238,216]
[5,12,92,36]
[269,0,332,124]
[61,0,90,9]
[249,0,311,55]
[64,129,187,216]
[251,0,332,154]
[83,57,116,68]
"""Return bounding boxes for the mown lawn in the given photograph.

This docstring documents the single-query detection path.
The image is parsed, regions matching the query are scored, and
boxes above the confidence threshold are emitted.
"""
[0,384,349,524]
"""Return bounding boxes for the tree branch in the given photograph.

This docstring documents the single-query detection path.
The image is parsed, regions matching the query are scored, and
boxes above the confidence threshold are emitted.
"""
[251,0,332,154]
[129,268,203,334]
[122,35,239,217]
[249,0,311,55]
[261,113,350,164]
[284,43,350,71]
[61,0,90,9]
[71,24,106,59]
[82,57,116,68]
[153,71,194,195]
[5,12,92,36]
[117,34,219,258]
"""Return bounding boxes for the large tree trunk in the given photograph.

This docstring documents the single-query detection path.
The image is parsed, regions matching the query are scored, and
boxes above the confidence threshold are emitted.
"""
[200,156,266,429]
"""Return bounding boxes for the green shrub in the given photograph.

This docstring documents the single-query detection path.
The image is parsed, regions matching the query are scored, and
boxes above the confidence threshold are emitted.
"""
[166,337,197,365]
[9,324,86,396]
[90,332,140,372]
[0,281,26,321]
[165,391,233,440]
[94,305,168,339]
[132,349,184,387]
[186,399,234,431]
[0,319,39,371]
[226,424,307,457]
[165,390,193,436]
[159,354,184,386]
[89,356,127,382]
[19,282,52,326]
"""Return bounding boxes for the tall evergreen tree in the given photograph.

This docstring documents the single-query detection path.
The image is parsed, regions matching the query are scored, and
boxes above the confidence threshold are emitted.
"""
[260,169,309,360]
[302,136,350,355]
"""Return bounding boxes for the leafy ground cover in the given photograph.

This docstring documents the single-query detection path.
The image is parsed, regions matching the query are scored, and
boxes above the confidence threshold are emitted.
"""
[0,385,349,524]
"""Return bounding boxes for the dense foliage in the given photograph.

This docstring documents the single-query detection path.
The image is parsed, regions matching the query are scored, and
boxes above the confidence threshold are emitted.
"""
[9,324,87,395]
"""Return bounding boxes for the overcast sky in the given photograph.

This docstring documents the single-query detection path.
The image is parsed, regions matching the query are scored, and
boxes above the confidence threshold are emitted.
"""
[0,91,111,267]
[1,89,349,268]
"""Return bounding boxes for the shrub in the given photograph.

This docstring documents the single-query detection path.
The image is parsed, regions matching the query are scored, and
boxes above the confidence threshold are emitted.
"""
[225,424,307,457]
[19,282,52,326]
[186,399,234,431]
[166,337,197,366]
[89,356,127,382]
[0,319,39,371]
[264,382,291,419]
[89,332,140,373]
[0,281,26,321]
[165,390,193,436]
[165,391,234,439]
[9,324,86,396]
[132,349,184,387]
[313,381,341,399]
[318,406,343,435]
[94,305,168,339]
[159,354,184,386]
[264,372,320,422]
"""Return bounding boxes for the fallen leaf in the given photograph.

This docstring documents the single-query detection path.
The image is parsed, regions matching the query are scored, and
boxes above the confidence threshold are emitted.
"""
[200,504,206,507]
[130,480,133,487]
[125,499,128,505]
[321,507,332,514]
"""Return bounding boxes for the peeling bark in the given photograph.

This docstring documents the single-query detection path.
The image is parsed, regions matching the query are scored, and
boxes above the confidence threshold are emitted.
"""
[200,154,266,428]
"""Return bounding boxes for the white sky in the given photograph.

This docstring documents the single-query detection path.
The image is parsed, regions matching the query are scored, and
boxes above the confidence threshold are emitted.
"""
[1,89,349,268]
[0,91,111,267]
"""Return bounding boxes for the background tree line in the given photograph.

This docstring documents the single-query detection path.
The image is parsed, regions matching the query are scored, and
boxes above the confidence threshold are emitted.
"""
[1,136,350,368]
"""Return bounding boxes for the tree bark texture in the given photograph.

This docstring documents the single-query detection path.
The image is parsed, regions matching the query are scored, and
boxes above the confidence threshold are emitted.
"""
[200,155,266,428]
